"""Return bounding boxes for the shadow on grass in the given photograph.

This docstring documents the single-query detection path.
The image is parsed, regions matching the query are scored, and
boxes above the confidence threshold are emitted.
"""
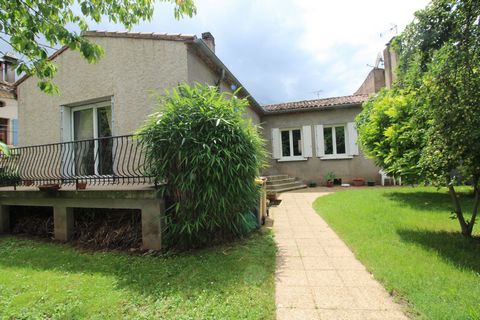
[0,233,276,300]
[397,229,480,273]
[384,190,474,213]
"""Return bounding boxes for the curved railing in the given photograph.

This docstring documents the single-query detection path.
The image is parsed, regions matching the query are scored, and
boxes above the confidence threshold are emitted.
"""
[0,135,154,187]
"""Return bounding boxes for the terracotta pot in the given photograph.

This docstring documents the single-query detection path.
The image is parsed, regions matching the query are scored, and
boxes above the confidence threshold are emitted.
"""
[76,182,87,190]
[38,183,61,191]
[326,180,334,187]
[352,178,365,186]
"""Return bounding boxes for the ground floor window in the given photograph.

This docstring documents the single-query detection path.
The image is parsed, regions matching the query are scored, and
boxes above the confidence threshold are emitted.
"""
[323,125,346,155]
[0,118,8,144]
[281,129,302,157]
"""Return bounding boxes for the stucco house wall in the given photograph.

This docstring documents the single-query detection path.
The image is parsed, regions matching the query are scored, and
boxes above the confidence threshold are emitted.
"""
[17,36,189,146]
[261,106,380,184]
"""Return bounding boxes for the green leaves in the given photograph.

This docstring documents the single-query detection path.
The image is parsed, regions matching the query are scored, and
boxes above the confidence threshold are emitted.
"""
[1,0,196,93]
[138,84,266,249]
[357,0,480,235]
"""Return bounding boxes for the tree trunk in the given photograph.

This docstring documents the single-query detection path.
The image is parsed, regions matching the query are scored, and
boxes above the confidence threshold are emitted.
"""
[448,185,470,237]
[466,184,480,236]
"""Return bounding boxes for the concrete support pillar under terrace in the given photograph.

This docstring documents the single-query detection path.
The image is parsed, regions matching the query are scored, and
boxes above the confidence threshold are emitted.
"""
[0,188,164,250]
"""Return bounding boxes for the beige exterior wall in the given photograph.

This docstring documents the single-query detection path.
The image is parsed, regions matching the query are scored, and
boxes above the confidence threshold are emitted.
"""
[18,36,189,146]
[0,96,18,145]
[261,107,380,184]
[186,49,261,125]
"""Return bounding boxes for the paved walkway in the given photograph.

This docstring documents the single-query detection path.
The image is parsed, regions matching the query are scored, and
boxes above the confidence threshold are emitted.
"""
[271,188,408,320]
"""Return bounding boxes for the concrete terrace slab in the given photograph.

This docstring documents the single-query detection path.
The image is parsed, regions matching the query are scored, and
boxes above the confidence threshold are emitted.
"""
[271,187,408,320]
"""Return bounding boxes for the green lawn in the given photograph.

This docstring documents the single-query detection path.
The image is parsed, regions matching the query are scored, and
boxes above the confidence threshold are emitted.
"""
[314,187,480,320]
[0,232,276,319]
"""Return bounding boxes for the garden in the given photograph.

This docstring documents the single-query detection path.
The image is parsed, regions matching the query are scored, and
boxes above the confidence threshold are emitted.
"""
[0,232,275,319]
[0,84,276,318]
[314,187,480,319]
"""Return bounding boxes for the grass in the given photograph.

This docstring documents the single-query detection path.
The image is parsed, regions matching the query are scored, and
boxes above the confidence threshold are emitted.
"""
[0,232,276,319]
[313,187,480,320]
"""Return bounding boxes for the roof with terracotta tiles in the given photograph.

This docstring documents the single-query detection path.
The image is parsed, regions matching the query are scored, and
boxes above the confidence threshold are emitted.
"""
[82,30,197,41]
[263,94,368,113]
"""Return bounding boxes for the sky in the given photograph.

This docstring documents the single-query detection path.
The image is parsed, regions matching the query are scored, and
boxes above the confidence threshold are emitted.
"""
[11,0,431,105]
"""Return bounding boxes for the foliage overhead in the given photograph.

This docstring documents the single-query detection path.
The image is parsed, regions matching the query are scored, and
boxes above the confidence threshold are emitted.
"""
[138,84,266,249]
[356,0,480,236]
[0,0,196,93]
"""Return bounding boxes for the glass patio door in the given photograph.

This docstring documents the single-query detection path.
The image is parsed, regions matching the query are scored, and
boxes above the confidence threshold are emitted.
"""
[72,104,113,176]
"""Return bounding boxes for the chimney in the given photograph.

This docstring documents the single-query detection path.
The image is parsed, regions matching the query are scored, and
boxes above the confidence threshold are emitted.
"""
[201,32,215,53]
[383,39,398,88]
[2,53,18,83]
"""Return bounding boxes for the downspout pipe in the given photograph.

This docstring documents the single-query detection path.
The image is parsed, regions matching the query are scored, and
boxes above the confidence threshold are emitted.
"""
[215,68,225,89]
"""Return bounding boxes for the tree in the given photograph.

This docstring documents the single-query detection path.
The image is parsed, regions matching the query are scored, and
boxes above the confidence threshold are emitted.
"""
[138,84,266,249]
[0,0,196,93]
[356,0,480,237]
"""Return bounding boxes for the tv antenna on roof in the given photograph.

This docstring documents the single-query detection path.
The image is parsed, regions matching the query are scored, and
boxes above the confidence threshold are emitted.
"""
[311,90,323,99]
[380,23,398,38]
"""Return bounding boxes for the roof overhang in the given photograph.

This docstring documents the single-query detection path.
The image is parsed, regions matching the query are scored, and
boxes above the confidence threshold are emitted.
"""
[263,102,363,115]
[191,38,264,116]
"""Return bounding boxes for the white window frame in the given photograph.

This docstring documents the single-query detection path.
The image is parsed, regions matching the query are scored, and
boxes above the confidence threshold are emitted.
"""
[71,101,112,176]
[71,101,111,141]
[279,128,307,162]
[321,124,352,160]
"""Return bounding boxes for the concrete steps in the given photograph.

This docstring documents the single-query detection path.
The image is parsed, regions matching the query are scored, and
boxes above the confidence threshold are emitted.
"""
[265,174,307,194]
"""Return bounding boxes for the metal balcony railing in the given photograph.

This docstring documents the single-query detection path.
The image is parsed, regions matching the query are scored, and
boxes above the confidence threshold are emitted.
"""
[0,135,154,188]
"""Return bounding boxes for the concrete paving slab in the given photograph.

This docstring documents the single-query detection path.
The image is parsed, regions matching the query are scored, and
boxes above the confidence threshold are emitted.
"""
[271,187,408,319]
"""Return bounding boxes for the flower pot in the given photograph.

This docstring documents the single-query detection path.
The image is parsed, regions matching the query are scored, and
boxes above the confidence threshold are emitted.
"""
[333,178,342,186]
[76,182,87,190]
[38,183,61,192]
[309,181,317,188]
[367,181,375,187]
[352,178,365,187]
[326,180,334,187]
[24,180,34,186]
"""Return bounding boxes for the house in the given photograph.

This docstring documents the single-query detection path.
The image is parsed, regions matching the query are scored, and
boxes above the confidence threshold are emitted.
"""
[0,31,395,249]
[13,31,395,186]
[0,54,19,146]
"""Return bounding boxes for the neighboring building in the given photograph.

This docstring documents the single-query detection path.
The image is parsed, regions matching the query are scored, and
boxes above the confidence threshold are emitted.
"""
[15,31,263,146]
[0,54,18,146]
[261,42,396,186]
[262,94,378,184]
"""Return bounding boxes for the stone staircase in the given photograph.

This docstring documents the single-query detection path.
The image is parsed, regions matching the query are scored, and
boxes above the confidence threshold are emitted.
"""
[265,174,307,194]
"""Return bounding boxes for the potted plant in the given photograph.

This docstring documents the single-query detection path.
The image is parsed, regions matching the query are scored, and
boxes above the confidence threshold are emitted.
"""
[324,171,336,187]
[333,178,342,186]
[352,177,365,186]
[308,181,317,188]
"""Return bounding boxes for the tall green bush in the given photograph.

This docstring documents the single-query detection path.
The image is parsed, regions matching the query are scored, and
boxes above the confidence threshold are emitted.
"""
[138,84,266,249]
